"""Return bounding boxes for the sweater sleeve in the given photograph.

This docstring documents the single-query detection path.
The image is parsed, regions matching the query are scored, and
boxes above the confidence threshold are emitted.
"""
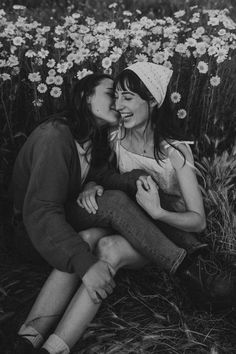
[86,162,148,197]
[23,126,97,278]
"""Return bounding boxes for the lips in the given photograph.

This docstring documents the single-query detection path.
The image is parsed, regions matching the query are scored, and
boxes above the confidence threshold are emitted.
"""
[120,113,133,121]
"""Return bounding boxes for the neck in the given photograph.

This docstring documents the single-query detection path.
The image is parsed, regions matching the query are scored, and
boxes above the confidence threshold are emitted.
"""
[128,121,153,141]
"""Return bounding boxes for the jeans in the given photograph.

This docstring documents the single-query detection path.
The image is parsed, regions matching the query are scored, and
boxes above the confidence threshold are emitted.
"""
[65,190,205,275]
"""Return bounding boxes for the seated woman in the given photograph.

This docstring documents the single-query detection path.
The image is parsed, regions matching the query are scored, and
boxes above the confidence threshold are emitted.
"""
[11,70,235,354]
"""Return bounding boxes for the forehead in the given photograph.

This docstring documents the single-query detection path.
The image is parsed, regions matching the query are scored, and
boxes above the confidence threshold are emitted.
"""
[96,78,114,92]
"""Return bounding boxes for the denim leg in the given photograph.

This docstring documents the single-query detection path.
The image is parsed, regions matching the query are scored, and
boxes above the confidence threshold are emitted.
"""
[156,222,208,255]
[65,190,186,275]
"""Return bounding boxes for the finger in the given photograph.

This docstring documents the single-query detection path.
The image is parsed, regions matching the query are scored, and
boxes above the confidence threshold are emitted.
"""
[105,284,114,295]
[77,199,84,208]
[90,195,98,211]
[97,289,107,300]
[147,176,158,190]
[88,289,101,304]
[96,186,104,197]
[85,196,97,214]
[82,200,92,214]
[140,177,150,191]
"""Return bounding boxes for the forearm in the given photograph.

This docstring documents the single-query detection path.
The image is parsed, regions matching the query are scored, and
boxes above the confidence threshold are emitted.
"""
[87,165,147,197]
[152,209,206,233]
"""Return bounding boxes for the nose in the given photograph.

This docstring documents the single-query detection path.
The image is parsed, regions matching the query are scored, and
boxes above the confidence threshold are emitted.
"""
[115,95,124,111]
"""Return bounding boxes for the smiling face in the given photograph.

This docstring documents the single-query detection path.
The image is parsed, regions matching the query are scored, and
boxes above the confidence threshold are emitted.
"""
[115,85,151,129]
[88,78,119,127]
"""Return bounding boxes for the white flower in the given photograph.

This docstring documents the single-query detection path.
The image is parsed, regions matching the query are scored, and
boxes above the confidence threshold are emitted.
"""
[177,109,187,119]
[47,59,56,68]
[46,76,55,85]
[197,61,208,74]
[196,42,207,55]
[135,54,148,62]
[54,41,66,49]
[130,38,143,48]
[54,75,63,85]
[175,43,187,54]
[13,5,26,10]
[38,49,49,59]
[0,73,11,81]
[102,57,112,69]
[50,87,62,98]
[76,69,93,80]
[7,55,19,67]
[163,60,173,70]
[0,59,6,67]
[57,62,69,74]
[208,17,220,26]
[13,36,25,46]
[171,92,181,103]
[33,98,43,107]
[208,46,218,56]
[25,50,36,58]
[48,69,56,76]
[218,29,227,36]
[174,10,185,18]
[152,52,165,64]
[37,83,47,93]
[28,72,41,82]
[108,2,118,9]
[123,11,132,16]
[210,75,221,87]
[186,38,197,47]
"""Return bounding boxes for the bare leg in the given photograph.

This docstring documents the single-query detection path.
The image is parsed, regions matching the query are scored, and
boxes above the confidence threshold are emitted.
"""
[20,228,110,338]
[53,235,148,349]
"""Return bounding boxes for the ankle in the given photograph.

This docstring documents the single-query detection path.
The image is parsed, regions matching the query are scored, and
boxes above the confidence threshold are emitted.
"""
[18,323,44,348]
[42,334,70,354]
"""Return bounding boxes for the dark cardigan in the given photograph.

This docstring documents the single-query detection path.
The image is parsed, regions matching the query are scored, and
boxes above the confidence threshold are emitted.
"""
[11,120,143,278]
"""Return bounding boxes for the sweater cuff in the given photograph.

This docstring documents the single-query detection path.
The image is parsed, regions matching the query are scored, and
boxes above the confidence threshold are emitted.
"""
[71,251,98,279]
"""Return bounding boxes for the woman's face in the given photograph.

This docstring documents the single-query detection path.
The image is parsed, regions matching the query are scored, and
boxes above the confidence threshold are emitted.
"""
[115,86,150,129]
[88,78,119,127]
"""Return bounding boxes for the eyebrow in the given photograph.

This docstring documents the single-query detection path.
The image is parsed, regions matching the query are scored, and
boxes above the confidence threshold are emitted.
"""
[115,90,135,95]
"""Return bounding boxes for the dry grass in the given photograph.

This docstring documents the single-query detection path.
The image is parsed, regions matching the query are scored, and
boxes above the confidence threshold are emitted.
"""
[1,258,236,354]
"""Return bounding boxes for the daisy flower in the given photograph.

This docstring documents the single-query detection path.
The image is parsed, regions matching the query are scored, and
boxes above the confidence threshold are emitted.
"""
[210,75,221,87]
[177,109,187,119]
[28,72,41,82]
[50,87,62,98]
[37,83,47,93]
[171,92,181,103]
[197,61,208,74]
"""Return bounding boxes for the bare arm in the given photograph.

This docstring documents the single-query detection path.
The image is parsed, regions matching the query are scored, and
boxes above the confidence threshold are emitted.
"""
[136,144,206,233]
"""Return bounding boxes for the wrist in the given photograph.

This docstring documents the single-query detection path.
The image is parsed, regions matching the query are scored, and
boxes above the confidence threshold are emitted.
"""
[152,207,166,220]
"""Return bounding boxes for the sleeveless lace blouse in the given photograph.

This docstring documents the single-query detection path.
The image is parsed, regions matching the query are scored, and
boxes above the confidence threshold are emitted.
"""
[110,128,195,212]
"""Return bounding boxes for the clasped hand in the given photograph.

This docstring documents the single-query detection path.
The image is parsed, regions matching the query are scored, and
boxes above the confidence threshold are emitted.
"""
[136,175,163,219]
[82,260,116,304]
[77,181,104,214]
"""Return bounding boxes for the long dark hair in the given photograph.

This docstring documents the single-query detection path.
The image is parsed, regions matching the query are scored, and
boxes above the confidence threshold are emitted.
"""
[43,73,113,167]
[114,69,185,162]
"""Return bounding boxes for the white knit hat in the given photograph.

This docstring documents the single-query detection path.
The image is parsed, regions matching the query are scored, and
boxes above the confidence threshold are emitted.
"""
[125,62,173,107]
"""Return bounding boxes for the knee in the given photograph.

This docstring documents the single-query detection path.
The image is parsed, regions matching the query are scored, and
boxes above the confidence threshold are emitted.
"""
[96,236,121,265]
[78,229,100,250]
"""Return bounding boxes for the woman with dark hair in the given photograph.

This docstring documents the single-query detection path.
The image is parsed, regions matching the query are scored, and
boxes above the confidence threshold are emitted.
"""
[11,72,202,354]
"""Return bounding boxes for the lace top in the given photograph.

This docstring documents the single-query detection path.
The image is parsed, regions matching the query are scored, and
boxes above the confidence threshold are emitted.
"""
[110,128,195,212]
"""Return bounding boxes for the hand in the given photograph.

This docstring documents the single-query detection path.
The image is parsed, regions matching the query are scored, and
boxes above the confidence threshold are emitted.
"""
[136,175,163,219]
[77,182,104,214]
[82,260,116,304]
